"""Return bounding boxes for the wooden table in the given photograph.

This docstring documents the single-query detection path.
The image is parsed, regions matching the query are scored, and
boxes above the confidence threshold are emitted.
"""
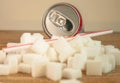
[0,31,120,83]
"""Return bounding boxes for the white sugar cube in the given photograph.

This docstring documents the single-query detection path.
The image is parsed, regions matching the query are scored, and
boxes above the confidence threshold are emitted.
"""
[0,50,6,64]
[102,63,112,73]
[101,45,105,54]
[59,79,81,83]
[23,53,36,64]
[46,62,62,81]
[0,65,9,75]
[53,37,75,62]
[4,56,18,74]
[18,63,31,74]
[23,53,46,64]
[83,46,101,59]
[20,33,32,44]
[94,40,101,46]
[31,38,49,54]
[108,54,115,70]
[31,57,49,77]
[95,54,114,73]
[46,47,58,61]
[63,68,82,79]
[67,53,87,70]
[7,54,22,63]
[31,33,44,42]
[104,45,115,54]
[86,60,102,76]
[106,49,120,65]
[69,36,84,52]
[85,39,96,47]
[114,52,120,65]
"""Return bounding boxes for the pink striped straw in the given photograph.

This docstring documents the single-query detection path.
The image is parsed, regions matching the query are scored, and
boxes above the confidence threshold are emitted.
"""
[3,29,113,52]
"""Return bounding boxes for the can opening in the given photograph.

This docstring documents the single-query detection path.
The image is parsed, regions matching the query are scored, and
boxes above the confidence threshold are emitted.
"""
[65,19,73,31]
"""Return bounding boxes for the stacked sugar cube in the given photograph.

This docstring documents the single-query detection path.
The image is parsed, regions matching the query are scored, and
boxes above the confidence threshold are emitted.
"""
[0,32,120,83]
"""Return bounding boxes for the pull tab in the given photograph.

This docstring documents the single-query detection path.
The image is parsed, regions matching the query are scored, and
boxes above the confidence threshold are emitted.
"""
[49,10,66,27]
[49,10,73,32]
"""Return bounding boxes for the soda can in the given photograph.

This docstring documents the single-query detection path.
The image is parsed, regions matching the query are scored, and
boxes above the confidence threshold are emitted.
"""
[42,2,83,37]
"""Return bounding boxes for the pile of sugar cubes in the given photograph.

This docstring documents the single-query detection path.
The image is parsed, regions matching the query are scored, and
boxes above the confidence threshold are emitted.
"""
[0,32,120,83]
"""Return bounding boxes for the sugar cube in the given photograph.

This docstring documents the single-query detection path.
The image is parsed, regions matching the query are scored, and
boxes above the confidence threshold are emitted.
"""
[53,37,75,62]
[67,53,87,70]
[31,38,49,54]
[83,46,101,59]
[7,54,22,63]
[23,53,47,64]
[31,57,49,77]
[63,68,82,79]
[0,65,9,75]
[31,33,44,42]
[46,47,58,61]
[18,63,31,74]
[0,50,6,64]
[20,33,32,44]
[46,62,62,81]
[4,56,18,74]
[95,54,114,73]
[86,60,102,76]
[69,36,84,52]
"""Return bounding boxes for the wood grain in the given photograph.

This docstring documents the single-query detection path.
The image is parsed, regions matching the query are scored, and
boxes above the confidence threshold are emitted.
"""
[0,31,120,83]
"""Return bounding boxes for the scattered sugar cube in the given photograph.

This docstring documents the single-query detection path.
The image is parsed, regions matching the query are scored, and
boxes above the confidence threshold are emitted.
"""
[53,37,75,62]
[20,33,32,44]
[83,46,101,59]
[104,45,115,54]
[0,50,6,64]
[67,53,87,70]
[23,53,36,64]
[31,56,49,77]
[101,45,105,54]
[63,68,82,79]
[31,33,44,42]
[86,60,102,76]
[18,63,31,74]
[59,79,81,83]
[0,65,9,75]
[31,38,49,54]
[46,47,58,61]
[22,53,47,64]
[108,54,115,70]
[114,52,120,65]
[95,54,114,73]
[4,55,18,74]
[102,63,112,73]
[69,36,85,52]
[46,62,62,81]
[7,54,22,63]
[106,49,120,65]
[94,40,101,46]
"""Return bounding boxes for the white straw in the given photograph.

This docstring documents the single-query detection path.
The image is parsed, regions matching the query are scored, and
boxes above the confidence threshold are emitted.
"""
[3,29,113,52]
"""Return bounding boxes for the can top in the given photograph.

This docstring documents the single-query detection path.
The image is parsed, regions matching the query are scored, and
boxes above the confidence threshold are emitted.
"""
[42,3,83,37]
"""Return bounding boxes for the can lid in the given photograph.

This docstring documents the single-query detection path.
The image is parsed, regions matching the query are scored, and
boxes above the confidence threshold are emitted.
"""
[42,3,83,37]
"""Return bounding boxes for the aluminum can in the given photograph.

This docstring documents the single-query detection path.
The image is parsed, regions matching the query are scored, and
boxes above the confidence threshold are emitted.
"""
[42,3,83,37]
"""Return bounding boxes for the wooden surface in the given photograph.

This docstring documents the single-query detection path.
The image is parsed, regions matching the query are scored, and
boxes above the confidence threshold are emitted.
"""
[0,31,120,83]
